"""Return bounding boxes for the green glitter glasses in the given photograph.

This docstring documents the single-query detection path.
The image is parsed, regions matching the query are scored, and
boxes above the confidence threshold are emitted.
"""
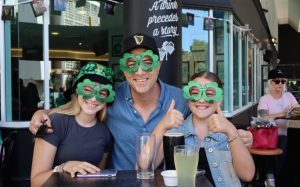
[183,81,223,103]
[76,79,115,103]
[119,50,160,74]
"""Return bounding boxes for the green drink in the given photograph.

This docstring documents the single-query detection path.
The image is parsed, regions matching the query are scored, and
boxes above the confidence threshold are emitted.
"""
[174,145,199,187]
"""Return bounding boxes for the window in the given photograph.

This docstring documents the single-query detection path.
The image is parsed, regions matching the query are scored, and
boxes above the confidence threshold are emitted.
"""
[247,43,254,103]
[4,3,45,121]
[182,9,209,85]
[181,8,263,115]
[213,10,230,111]
[1,0,123,125]
[233,26,240,110]
[242,35,247,106]
[0,4,267,124]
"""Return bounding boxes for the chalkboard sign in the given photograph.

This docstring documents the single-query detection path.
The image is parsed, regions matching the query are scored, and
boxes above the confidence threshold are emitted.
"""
[124,0,182,87]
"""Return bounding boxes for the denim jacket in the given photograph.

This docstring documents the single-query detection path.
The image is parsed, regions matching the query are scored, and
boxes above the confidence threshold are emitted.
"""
[176,114,241,187]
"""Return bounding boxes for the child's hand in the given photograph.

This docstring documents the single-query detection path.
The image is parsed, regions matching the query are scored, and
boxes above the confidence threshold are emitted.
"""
[208,104,236,135]
[62,161,100,178]
[237,129,253,148]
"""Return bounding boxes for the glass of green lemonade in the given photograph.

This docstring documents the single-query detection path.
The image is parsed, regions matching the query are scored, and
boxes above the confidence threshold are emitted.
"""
[174,145,199,187]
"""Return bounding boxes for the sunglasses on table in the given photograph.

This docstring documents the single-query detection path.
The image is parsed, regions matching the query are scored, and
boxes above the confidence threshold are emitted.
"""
[272,79,286,84]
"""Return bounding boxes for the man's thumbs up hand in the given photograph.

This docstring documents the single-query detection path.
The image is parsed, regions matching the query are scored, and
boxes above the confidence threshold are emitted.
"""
[160,99,184,130]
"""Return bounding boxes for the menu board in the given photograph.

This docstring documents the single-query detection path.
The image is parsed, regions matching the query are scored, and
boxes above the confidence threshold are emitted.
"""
[124,0,182,86]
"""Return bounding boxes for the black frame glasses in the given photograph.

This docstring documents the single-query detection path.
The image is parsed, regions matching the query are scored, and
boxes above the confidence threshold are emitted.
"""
[272,79,286,84]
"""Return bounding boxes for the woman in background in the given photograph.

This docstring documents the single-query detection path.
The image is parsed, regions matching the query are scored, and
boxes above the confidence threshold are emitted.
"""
[258,69,299,187]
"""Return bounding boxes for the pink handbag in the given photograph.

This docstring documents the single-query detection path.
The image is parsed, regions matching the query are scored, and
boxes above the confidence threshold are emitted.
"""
[248,126,278,149]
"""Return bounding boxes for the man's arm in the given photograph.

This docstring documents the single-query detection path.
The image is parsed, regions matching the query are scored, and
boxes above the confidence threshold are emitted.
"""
[29,109,53,135]
[151,100,184,168]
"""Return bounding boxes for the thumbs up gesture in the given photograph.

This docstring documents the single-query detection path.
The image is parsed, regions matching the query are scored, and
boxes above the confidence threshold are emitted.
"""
[208,104,253,147]
[160,99,184,130]
[208,104,235,135]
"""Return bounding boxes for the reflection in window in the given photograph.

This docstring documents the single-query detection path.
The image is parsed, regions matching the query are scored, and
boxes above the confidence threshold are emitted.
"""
[242,37,247,106]
[49,61,79,108]
[9,3,44,121]
[60,1,100,26]
[48,0,111,110]
[18,61,43,120]
[213,11,230,111]
[256,49,262,100]
[182,9,209,84]
[233,26,240,110]
[248,44,254,102]
[0,72,2,120]
[5,1,123,122]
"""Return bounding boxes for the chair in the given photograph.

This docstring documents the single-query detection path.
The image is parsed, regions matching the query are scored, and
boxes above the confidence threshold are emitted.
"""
[0,130,18,187]
[249,148,283,186]
[1,128,34,187]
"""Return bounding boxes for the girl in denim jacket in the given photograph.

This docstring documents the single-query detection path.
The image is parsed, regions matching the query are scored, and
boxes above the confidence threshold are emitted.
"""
[156,72,255,187]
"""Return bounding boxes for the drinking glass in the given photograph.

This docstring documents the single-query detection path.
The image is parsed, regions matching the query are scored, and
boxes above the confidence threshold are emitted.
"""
[135,133,156,179]
[163,131,185,170]
[174,145,199,187]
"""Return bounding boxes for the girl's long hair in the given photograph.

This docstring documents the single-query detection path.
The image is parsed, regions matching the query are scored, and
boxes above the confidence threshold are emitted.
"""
[49,95,107,122]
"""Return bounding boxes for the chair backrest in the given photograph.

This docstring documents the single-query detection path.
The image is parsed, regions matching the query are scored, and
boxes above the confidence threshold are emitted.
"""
[0,130,18,185]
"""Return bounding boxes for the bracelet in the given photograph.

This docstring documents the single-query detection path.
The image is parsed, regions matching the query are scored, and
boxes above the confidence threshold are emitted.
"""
[228,132,239,143]
[53,165,59,173]
[53,163,66,173]
[61,162,66,173]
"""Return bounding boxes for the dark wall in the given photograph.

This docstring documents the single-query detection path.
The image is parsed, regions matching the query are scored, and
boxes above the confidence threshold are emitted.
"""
[229,104,258,129]
[278,24,300,65]
[124,0,182,87]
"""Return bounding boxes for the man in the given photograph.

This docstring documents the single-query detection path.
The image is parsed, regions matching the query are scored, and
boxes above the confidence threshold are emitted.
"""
[29,33,253,170]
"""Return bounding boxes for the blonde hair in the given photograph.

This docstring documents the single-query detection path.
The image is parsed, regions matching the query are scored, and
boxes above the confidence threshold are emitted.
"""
[265,79,287,94]
[49,95,107,122]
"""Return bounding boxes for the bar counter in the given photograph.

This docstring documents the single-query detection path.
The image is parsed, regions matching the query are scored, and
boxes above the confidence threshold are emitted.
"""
[42,170,213,187]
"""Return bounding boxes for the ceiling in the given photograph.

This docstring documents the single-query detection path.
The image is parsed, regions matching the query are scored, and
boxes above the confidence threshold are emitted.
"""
[275,0,300,32]
[12,22,109,61]
[230,0,272,50]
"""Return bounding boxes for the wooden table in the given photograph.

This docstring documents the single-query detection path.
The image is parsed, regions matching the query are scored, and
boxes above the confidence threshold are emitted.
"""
[42,170,213,187]
[277,115,300,121]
